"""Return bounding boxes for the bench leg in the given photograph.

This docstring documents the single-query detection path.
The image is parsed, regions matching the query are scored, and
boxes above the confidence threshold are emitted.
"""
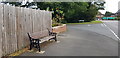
[38,44,41,52]
[29,43,33,50]
[54,38,57,41]
[30,43,41,52]
[37,42,41,52]
[54,36,57,41]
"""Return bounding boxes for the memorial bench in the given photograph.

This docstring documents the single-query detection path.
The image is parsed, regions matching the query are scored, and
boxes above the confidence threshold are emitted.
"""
[27,28,57,52]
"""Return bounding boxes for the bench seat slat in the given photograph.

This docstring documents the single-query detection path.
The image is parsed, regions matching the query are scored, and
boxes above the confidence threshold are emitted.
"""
[40,36,55,43]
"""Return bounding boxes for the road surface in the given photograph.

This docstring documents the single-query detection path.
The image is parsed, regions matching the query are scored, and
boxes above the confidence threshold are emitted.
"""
[20,22,118,56]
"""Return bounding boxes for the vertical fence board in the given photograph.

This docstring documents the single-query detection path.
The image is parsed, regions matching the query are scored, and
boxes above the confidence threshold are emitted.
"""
[0,4,3,58]
[32,9,34,32]
[16,7,20,50]
[41,10,44,32]
[31,9,34,32]
[22,8,26,47]
[49,12,52,29]
[21,7,24,48]
[36,10,39,32]
[12,6,17,52]
[9,5,13,53]
[30,9,33,33]
[24,8,29,45]
[32,9,36,32]
[23,8,27,45]
[34,9,37,32]
[18,7,23,50]
[3,5,10,55]
[39,10,42,32]
[38,10,42,31]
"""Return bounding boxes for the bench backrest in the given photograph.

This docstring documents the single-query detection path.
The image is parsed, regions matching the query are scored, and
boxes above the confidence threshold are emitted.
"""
[29,30,49,39]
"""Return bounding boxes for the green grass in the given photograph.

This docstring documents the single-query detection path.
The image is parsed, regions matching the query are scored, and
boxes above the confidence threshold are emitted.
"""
[67,21,103,24]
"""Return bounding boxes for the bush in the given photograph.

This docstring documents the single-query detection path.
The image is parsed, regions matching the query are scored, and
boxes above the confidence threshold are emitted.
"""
[60,19,67,24]
[52,23,62,27]
[114,17,120,20]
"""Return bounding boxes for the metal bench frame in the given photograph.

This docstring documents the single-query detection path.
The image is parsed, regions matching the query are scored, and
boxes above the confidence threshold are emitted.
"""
[27,29,57,52]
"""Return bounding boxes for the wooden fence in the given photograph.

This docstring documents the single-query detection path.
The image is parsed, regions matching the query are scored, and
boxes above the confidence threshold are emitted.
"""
[0,4,52,57]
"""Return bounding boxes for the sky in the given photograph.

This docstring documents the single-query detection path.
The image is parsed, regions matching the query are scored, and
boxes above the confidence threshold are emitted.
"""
[99,0,120,14]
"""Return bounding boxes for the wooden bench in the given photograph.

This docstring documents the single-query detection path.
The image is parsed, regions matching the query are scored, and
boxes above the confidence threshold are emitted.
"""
[27,28,57,52]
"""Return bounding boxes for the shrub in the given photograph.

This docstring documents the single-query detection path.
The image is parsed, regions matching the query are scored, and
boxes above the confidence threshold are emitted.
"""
[52,23,62,27]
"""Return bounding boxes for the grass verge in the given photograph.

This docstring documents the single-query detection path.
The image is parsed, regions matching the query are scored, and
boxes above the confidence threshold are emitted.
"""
[67,21,103,24]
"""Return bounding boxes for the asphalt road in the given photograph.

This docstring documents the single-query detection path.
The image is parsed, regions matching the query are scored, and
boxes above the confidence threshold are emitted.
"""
[20,23,118,56]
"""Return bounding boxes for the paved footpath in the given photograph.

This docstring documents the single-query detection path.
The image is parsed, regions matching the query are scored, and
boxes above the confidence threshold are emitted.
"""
[20,23,118,56]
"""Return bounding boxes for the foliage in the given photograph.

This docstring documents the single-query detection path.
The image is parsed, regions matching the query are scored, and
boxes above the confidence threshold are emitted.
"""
[36,2,105,23]
[52,23,62,27]
[116,17,120,20]
[104,11,113,17]
[36,2,65,23]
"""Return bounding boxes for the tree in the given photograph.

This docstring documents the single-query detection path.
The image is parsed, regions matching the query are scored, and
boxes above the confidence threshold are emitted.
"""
[62,2,89,22]
[104,11,113,17]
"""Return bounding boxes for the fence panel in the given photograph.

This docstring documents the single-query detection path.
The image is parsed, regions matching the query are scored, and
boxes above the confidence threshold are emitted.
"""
[0,4,52,57]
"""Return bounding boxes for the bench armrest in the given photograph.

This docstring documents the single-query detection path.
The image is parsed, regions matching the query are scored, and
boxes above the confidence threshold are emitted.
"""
[47,28,57,36]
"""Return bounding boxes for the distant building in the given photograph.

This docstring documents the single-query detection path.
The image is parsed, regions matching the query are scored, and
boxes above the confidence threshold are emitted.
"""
[102,17,117,20]
[116,9,120,16]
[102,13,117,20]
[96,12,104,20]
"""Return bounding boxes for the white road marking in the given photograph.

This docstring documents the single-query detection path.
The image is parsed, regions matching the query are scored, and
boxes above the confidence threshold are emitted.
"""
[88,24,91,26]
[103,23,120,40]
[101,24,104,27]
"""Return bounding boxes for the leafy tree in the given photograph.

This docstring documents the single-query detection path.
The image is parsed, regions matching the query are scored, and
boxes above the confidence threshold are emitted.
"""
[104,11,113,17]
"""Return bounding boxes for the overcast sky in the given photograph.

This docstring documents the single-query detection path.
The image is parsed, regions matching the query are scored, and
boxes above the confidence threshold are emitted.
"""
[99,0,120,14]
